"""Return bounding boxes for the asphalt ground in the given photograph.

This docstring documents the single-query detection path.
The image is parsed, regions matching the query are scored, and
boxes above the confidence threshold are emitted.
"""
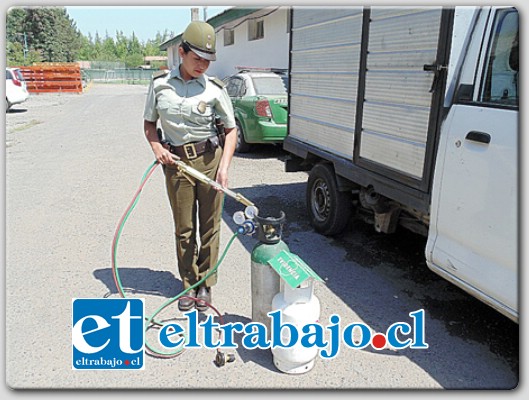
[4,84,519,393]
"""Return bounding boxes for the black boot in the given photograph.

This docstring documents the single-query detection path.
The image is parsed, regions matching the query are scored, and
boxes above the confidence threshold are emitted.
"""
[178,289,196,311]
[196,286,211,312]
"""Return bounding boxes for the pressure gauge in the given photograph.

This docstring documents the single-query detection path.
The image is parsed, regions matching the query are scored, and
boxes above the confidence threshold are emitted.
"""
[233,211,246,225]
[245,205,259,219]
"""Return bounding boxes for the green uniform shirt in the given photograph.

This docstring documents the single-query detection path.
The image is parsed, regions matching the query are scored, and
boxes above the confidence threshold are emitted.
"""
[143,67,236,146]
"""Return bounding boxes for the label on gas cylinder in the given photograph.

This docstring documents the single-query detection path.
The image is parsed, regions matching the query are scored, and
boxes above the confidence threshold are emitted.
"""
[267,250,324,288]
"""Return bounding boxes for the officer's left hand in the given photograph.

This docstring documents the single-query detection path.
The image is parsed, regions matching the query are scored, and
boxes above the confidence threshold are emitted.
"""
[215,167,229,191]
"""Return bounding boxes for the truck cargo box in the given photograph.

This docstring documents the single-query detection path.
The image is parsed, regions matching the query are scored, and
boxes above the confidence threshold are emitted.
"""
[285,7,454,212]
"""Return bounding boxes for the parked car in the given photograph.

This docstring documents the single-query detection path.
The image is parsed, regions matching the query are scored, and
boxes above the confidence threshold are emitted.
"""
[223,69,288,153]
[6,67,29,111]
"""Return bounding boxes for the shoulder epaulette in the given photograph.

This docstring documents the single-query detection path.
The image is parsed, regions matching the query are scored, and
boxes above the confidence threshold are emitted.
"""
[209,76,225,88]
[153,70,169,80]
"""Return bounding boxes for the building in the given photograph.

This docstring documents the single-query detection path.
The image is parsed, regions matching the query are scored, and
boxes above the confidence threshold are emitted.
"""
[160,6,290,79]
[140,55,168,69]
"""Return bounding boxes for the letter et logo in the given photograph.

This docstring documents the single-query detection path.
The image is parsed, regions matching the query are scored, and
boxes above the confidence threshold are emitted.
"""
[72,298,144,370]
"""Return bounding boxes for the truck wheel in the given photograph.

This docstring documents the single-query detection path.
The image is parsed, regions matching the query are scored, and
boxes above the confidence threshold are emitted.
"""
[307,163,352,235]
[235,121,251,153]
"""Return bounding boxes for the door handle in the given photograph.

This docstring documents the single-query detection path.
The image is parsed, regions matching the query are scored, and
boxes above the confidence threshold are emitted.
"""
[465,131,491,144]
[423,63,447,93]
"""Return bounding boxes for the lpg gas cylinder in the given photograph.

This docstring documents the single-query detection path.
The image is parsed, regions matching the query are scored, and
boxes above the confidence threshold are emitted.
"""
[271,279,321,374]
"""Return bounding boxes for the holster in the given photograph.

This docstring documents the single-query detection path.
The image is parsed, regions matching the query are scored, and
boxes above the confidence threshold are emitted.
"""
[215,116,226,148]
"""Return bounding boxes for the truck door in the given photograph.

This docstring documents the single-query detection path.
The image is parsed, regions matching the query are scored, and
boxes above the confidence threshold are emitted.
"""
[426,7,518,321]
[354,7,453,194]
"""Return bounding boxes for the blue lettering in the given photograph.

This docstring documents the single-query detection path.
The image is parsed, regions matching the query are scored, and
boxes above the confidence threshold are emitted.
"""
[219,322,244,348]
[159,323,184,349]
[200,315,221,348]
[242,323,270,349]
[320,314,340,358]
[343,323,370,349]
[386,322,412,349]
[269,310,298,349]
[184,310,201,348]
[410,309,428,349]
[300,323,326,348]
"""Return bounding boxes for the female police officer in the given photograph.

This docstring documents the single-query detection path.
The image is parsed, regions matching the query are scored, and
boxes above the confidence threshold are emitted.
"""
[143,21,237,312]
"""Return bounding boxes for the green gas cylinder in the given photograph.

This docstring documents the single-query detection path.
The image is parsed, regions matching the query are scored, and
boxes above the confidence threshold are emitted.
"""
[251,211,288,338]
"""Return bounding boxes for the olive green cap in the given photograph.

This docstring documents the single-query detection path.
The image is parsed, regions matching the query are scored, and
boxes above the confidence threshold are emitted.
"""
[182,21,217,61]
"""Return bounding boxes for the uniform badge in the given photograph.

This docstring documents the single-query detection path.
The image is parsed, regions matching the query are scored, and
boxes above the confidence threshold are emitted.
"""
[197,101,207,114]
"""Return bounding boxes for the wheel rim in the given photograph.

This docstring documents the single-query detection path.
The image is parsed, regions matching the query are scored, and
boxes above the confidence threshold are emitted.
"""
[236,123,244,148]
[311,178,330,222]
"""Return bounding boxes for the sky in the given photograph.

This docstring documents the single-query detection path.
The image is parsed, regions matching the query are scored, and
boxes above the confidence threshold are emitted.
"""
[65,6,232,42]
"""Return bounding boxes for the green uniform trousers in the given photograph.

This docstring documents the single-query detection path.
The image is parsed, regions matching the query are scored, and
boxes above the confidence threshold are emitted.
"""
[164,146,223,289]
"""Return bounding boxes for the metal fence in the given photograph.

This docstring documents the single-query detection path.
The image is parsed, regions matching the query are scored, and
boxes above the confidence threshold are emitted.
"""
[82,68,155,85]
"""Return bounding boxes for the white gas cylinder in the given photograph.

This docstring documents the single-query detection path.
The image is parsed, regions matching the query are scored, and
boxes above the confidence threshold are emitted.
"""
[270,280,320,374]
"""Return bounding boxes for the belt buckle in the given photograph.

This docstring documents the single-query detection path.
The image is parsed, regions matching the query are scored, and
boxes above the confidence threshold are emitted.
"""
[183,143,197,159]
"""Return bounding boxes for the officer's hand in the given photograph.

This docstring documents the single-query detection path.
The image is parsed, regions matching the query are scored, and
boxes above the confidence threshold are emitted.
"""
[154,145,175,165]
[215,167,229,190]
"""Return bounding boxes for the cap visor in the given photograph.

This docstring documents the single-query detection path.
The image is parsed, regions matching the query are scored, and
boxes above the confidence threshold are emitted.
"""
[192,48,216,61]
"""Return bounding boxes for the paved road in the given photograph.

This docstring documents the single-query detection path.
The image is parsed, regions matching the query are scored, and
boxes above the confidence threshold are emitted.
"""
[4,84,519,391]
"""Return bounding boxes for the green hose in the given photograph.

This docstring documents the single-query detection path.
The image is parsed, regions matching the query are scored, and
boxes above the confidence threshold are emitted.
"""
[111,160,239,358]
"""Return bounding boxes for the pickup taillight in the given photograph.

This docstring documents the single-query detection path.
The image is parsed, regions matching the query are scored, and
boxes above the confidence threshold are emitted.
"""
[12,77,22,87]
[255,99,272,117]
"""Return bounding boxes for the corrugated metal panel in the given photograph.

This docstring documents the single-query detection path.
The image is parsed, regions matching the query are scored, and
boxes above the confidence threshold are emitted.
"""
[291,45,359,73]
[289,8,363,159]
[292,7,361,29]
[365,71,431,107]
[292,13,363,51]
[290,95,355,129]
[359,7,443,178]
[362,103,430,143]
[359,131,426,179]
[290,73,358,101]
[290,116,354,158]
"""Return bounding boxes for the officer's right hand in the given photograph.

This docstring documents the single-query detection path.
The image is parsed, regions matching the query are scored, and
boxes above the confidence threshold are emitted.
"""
[153,144,175,165]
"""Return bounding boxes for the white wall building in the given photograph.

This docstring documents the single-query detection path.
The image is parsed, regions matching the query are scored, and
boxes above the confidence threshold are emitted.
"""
[160,6,290,79]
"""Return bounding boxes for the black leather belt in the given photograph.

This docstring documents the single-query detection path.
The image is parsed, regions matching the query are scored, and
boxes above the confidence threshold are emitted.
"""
[166,137,219,160]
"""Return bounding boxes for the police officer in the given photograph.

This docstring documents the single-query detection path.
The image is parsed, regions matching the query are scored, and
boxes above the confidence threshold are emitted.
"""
[143,21,237,312]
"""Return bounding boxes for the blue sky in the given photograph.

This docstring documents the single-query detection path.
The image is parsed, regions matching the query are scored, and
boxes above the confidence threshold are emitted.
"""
[65,6,232,42]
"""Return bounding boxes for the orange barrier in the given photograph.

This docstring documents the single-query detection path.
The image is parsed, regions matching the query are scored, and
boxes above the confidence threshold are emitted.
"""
[16,63,82,93]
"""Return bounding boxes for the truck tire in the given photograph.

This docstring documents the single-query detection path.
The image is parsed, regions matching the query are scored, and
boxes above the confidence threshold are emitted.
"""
[306,163,352,236]
[235,121,251,153]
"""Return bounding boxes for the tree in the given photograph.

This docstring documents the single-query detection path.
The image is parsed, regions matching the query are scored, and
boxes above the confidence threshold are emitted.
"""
[6,6,174,68]
[127,32,142,55]
[101,32,118,61]
[78,33,95,60]
[115,31,128,59]
[6,7,81,65]
[124,53,144,68]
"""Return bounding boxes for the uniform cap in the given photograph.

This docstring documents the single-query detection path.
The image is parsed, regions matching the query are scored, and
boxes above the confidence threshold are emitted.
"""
[182,21,217,61]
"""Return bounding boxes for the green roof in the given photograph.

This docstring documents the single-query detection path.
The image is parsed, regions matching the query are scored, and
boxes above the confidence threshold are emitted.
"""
[208,7,261,27]
[160,7,263,51]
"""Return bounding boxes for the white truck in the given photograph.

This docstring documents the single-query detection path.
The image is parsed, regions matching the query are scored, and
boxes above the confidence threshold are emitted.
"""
[283,6,518,322]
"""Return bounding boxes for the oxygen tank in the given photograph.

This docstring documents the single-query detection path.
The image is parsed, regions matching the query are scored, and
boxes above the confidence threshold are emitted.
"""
[250,212,288,337]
